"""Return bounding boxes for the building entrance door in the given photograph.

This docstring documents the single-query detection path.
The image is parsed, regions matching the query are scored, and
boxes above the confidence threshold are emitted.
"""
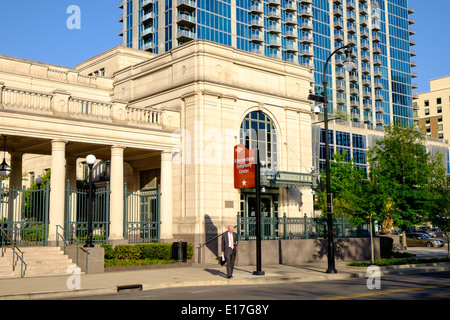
[247,196,272,218]
[241,192,279,239]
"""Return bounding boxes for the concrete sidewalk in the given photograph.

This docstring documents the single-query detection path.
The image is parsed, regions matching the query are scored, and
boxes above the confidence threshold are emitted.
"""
[1,259,450,300]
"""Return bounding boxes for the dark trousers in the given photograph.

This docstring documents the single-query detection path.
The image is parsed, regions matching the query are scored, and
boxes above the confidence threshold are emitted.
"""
[225,247,236,277]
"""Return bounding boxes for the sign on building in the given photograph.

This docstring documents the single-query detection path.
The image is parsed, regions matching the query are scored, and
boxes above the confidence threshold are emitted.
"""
[234,145,255,189]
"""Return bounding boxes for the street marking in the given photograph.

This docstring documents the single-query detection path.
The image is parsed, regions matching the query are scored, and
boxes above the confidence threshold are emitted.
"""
[318,283,450,300]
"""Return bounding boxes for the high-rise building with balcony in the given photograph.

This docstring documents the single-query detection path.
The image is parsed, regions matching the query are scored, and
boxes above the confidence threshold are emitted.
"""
[119,0,417,171]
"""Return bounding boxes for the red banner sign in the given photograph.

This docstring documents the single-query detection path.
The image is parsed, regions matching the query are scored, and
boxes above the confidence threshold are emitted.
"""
[234,145,256,189]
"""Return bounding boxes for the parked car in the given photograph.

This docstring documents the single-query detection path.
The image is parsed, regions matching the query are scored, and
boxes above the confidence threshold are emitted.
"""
[403,233,445,248]
[416,226,430,233]
[427,228,443,238]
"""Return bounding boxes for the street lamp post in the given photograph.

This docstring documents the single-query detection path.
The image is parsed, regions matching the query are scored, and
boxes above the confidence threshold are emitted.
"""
[84,154,96,248]
[309,44,356,274]
[253,148,265,276]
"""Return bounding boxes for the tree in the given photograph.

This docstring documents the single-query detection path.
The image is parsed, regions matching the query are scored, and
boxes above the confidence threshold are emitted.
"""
[315,152,370,220]
[424,152,450,256]
[367,125,430,247]
[23,170,51,220]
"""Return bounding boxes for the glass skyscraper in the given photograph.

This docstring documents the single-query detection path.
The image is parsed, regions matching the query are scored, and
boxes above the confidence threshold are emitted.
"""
[119,0,416,170]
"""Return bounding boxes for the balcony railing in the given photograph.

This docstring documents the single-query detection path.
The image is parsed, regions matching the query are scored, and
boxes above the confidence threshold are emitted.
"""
[0,86,163,128]
[177,29,196,40]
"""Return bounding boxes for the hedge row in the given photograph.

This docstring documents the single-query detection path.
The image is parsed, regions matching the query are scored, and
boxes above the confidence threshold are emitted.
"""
[101,243,193,261]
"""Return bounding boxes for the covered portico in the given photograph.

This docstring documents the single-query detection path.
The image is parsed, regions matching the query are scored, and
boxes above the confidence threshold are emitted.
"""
[0,135,177,247]
[0,54,180,246]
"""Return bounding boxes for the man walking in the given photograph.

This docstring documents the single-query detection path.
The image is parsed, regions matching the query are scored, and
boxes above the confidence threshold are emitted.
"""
[221,225,238,279]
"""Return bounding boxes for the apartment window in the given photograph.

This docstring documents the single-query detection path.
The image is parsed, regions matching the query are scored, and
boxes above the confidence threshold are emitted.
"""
[425,117,430,124]
[425,108,430,115]
[438,124,444,131]
[439,133,444,139]
[438,115,443,122]
[336,131,350,147]
[437,106,442,113]
[426,126,431,133]
[424,100,429,107]
[437,97,442,105]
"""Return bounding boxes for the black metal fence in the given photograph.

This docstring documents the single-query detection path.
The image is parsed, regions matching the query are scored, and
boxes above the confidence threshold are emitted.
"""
[237,213,371,240]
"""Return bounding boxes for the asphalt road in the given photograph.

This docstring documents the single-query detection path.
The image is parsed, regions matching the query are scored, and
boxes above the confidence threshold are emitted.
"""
[64,271,450,301]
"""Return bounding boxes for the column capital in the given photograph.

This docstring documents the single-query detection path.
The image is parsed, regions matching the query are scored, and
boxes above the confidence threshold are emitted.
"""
[111,145,125,157]
[161,150,173,161]
[51,140,67,153]
[51,139,68,145]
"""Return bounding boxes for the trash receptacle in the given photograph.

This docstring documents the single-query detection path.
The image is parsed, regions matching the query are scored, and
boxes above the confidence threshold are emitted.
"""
[172,241,187,262]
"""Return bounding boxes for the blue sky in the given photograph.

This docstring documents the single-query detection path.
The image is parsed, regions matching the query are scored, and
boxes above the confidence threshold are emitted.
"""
[0,0,448,93]
[0,1,122,67]
[409,0,450,93]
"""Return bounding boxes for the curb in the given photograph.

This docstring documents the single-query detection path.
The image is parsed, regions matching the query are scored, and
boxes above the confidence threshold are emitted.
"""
[1,263,450,300]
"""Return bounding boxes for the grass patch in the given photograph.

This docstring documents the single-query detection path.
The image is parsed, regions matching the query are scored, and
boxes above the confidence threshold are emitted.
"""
[105,258,181,268]
[348,256,450,267]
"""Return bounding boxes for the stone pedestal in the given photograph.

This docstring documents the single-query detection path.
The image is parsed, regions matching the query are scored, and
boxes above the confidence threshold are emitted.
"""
[66,246,105,274]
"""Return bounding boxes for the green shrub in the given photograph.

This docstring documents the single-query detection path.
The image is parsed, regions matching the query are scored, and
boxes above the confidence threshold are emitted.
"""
[23,224,46,242]
[137,243,173,260]
[101,243,194,261]
[102,244,114,259]
[113,244,141,260]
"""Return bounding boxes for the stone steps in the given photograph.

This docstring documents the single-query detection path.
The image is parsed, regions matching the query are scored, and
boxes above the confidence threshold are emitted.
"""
[0,246,81,278]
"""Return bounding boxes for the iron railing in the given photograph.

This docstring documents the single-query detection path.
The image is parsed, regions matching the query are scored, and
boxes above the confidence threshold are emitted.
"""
[65,182,110,245]
[0,225,27,278]
[0,181,50,246]
[124,186,161,243]
[237,213,370,241]
[56,225,90,273]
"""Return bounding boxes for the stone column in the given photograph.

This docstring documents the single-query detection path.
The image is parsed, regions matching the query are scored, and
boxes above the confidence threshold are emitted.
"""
[160,151,173,241]
[48,140,67,246]
[108,145,127,245]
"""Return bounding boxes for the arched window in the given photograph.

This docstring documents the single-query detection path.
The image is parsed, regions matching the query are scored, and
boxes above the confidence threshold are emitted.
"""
[239,111,278,170]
